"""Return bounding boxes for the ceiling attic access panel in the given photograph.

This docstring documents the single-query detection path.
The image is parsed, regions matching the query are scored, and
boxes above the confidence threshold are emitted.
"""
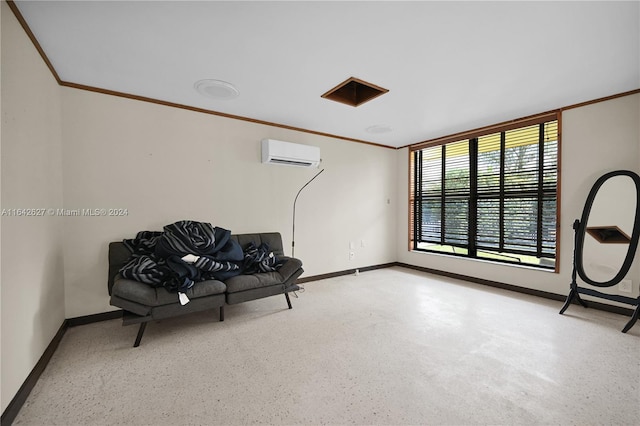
[321,77,389,107]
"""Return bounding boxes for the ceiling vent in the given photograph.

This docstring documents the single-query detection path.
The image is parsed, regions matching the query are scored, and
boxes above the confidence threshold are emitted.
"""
[321,77,389,107]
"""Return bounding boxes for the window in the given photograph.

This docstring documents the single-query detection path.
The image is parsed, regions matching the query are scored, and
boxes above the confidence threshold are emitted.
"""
[410,116,559,270]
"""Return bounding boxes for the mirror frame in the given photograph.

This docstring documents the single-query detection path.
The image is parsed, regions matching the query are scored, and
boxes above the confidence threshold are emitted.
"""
[575,170,640,287]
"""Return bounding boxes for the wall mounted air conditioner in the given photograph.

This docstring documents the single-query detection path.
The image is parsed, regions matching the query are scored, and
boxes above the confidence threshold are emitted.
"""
[261,139,321,168]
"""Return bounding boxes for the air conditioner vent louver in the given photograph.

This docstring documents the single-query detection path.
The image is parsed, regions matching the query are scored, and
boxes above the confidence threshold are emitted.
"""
[261,139,320,168]
[269,158,315,167]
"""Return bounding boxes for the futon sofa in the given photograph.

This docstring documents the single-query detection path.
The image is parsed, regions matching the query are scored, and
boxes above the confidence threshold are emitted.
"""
[108,232,303,347]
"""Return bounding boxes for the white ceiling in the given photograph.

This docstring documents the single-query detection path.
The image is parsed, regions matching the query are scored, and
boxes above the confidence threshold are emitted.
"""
[13,1,640,148]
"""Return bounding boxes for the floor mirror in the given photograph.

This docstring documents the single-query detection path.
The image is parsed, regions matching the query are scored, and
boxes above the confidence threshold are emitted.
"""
[559,169,640,332]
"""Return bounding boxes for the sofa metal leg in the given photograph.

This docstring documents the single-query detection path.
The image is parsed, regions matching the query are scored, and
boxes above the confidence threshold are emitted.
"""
[133,322,147,347]
[219,305,224,322]
[621,304,639,333]
[285,292,292,309]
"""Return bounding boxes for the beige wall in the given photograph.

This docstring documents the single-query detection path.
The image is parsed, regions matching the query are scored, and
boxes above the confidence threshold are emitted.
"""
[1,2,3,409]
[1,1,66,412]
[396,93,640,302]
[60,87,398,317]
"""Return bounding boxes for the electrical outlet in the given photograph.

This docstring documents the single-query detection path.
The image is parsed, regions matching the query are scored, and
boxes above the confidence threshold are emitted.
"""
[619,279,632,293]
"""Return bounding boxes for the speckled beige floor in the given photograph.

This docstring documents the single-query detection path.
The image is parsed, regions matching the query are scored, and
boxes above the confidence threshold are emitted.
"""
[12,267,640,425]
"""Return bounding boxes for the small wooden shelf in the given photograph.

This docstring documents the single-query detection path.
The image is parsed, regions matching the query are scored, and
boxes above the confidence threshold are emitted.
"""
[586,225,631,244]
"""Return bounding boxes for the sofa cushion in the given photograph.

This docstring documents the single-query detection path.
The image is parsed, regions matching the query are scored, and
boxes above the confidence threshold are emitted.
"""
[112,277,226,307]
[108,242,134,295]
[224,271,284,293]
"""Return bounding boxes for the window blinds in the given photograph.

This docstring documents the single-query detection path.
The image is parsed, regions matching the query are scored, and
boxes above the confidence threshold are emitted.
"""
[412,118,558,267]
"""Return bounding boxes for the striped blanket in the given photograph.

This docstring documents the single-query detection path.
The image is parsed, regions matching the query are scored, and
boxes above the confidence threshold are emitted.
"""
[120,221,281,293]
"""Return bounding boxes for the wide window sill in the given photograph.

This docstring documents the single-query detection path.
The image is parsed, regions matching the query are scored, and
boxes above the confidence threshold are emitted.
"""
[409,248,558,273]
